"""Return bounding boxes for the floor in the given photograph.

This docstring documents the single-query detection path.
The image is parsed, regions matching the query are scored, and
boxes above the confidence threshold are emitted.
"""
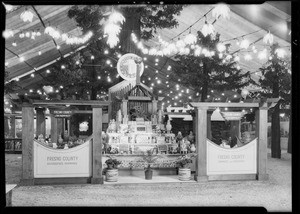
[104,174,197,184]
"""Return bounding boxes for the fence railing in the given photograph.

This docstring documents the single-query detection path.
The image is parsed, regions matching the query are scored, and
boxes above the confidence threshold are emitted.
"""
[5,138,22,153]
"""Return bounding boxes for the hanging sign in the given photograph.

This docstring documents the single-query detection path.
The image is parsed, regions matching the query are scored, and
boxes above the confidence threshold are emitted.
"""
[117,53,144,81]
[207,138,257,175]
[53,110,73,118]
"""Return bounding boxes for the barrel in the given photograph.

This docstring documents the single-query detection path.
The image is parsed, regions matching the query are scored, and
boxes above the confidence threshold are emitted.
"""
[106,169,118,182]
[178,168,191,181]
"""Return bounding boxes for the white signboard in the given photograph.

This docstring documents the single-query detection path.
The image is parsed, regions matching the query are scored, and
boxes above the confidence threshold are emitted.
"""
[207,138,257,175]
[34,141,92,178]
[117,53,144,81]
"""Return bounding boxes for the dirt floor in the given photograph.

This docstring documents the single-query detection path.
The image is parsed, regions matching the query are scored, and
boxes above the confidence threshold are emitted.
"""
[5,149,291,211]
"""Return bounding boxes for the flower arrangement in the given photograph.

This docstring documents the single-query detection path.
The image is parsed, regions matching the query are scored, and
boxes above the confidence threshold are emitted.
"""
[137,149,163,170]
[175,154,196,168]
[105,156,122,169]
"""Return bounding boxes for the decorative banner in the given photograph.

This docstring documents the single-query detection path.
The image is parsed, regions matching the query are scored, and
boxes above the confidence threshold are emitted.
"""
[117,53,144,81]
[207,138,257,175]
[34,140,92,178]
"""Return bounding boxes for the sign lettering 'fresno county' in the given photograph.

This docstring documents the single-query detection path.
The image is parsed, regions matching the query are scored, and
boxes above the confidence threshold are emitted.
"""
[207,138,257,175]
[33,140,92,178]
[53,110,73,118]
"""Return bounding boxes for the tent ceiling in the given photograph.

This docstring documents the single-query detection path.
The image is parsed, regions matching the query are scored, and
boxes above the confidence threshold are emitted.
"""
[4,2,291,100]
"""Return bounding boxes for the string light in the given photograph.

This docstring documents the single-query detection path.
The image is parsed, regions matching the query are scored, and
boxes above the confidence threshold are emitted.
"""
[3,29,14,39]
[275,48,286,58]
[104,10,125,48]
[184,31,197,45]
[31,73,34,77]
[263,31,274,45]
[258,48,267,60]
[20,9,34,22]
[46,69,50,73]
[45,27,60,39]
[240,38,250,49]
[201,21,214,37]
[212,3,230,20]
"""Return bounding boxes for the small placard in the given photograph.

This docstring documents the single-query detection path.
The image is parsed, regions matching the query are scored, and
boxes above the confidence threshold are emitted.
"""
[157,144,168,153]
[120,136,129,144]
[136,117,145,125]
[119,144,129,154]
[136,125,147,133]
[136,134,151,144]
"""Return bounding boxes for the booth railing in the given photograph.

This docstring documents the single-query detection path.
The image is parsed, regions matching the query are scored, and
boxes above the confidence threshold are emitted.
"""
[5,138,22,153]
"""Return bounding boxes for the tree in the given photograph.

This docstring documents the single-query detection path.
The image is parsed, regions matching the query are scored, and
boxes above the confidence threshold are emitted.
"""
[41,5,185,101]
[170,31,254,102]
[258,43,291,158]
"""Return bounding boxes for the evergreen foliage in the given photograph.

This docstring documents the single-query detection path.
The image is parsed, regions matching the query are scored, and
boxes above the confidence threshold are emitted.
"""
[170,32,255,102]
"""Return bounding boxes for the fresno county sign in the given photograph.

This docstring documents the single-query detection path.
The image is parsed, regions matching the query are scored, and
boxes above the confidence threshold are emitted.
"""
[34,140,92,178]
[53,110,73,118]
[207,138,257,175]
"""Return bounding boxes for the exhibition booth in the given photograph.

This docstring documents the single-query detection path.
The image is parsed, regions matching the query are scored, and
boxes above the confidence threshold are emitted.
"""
[20,53,279,185]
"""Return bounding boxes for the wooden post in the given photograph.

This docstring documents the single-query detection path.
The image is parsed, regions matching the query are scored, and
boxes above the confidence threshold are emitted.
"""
[207,111,212,140]
[122,99,128,116]
[50,112,58,144]
[91,106,103,184]
[230,120,240,139]
[195,107,208,182]
[255,103,269,180]
[148,102,153,114]
[21,104,35,185]
[57,118,63,138]
[10,115,16,138]
[152,99,158,114]
[35,107,46,137]
[108,91,112,122]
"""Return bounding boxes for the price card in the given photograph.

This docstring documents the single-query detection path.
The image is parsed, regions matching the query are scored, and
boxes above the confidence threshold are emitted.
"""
[136,134,151,144]
[120,136,129,144]
[156,136,165,144]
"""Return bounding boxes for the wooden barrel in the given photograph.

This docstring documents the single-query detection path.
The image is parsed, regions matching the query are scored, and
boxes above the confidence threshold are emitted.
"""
[178,168,191,181]
[106,169,118,182]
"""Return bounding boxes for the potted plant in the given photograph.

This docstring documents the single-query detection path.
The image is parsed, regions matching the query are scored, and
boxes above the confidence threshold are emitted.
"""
[105,156,122,182]
[137,149,163,180]
[175,153,196,181]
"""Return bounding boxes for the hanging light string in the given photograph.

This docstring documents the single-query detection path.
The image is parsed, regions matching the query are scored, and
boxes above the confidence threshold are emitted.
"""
[5,47,51,84]
[170,7,214,42]
[31,5,63,57]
